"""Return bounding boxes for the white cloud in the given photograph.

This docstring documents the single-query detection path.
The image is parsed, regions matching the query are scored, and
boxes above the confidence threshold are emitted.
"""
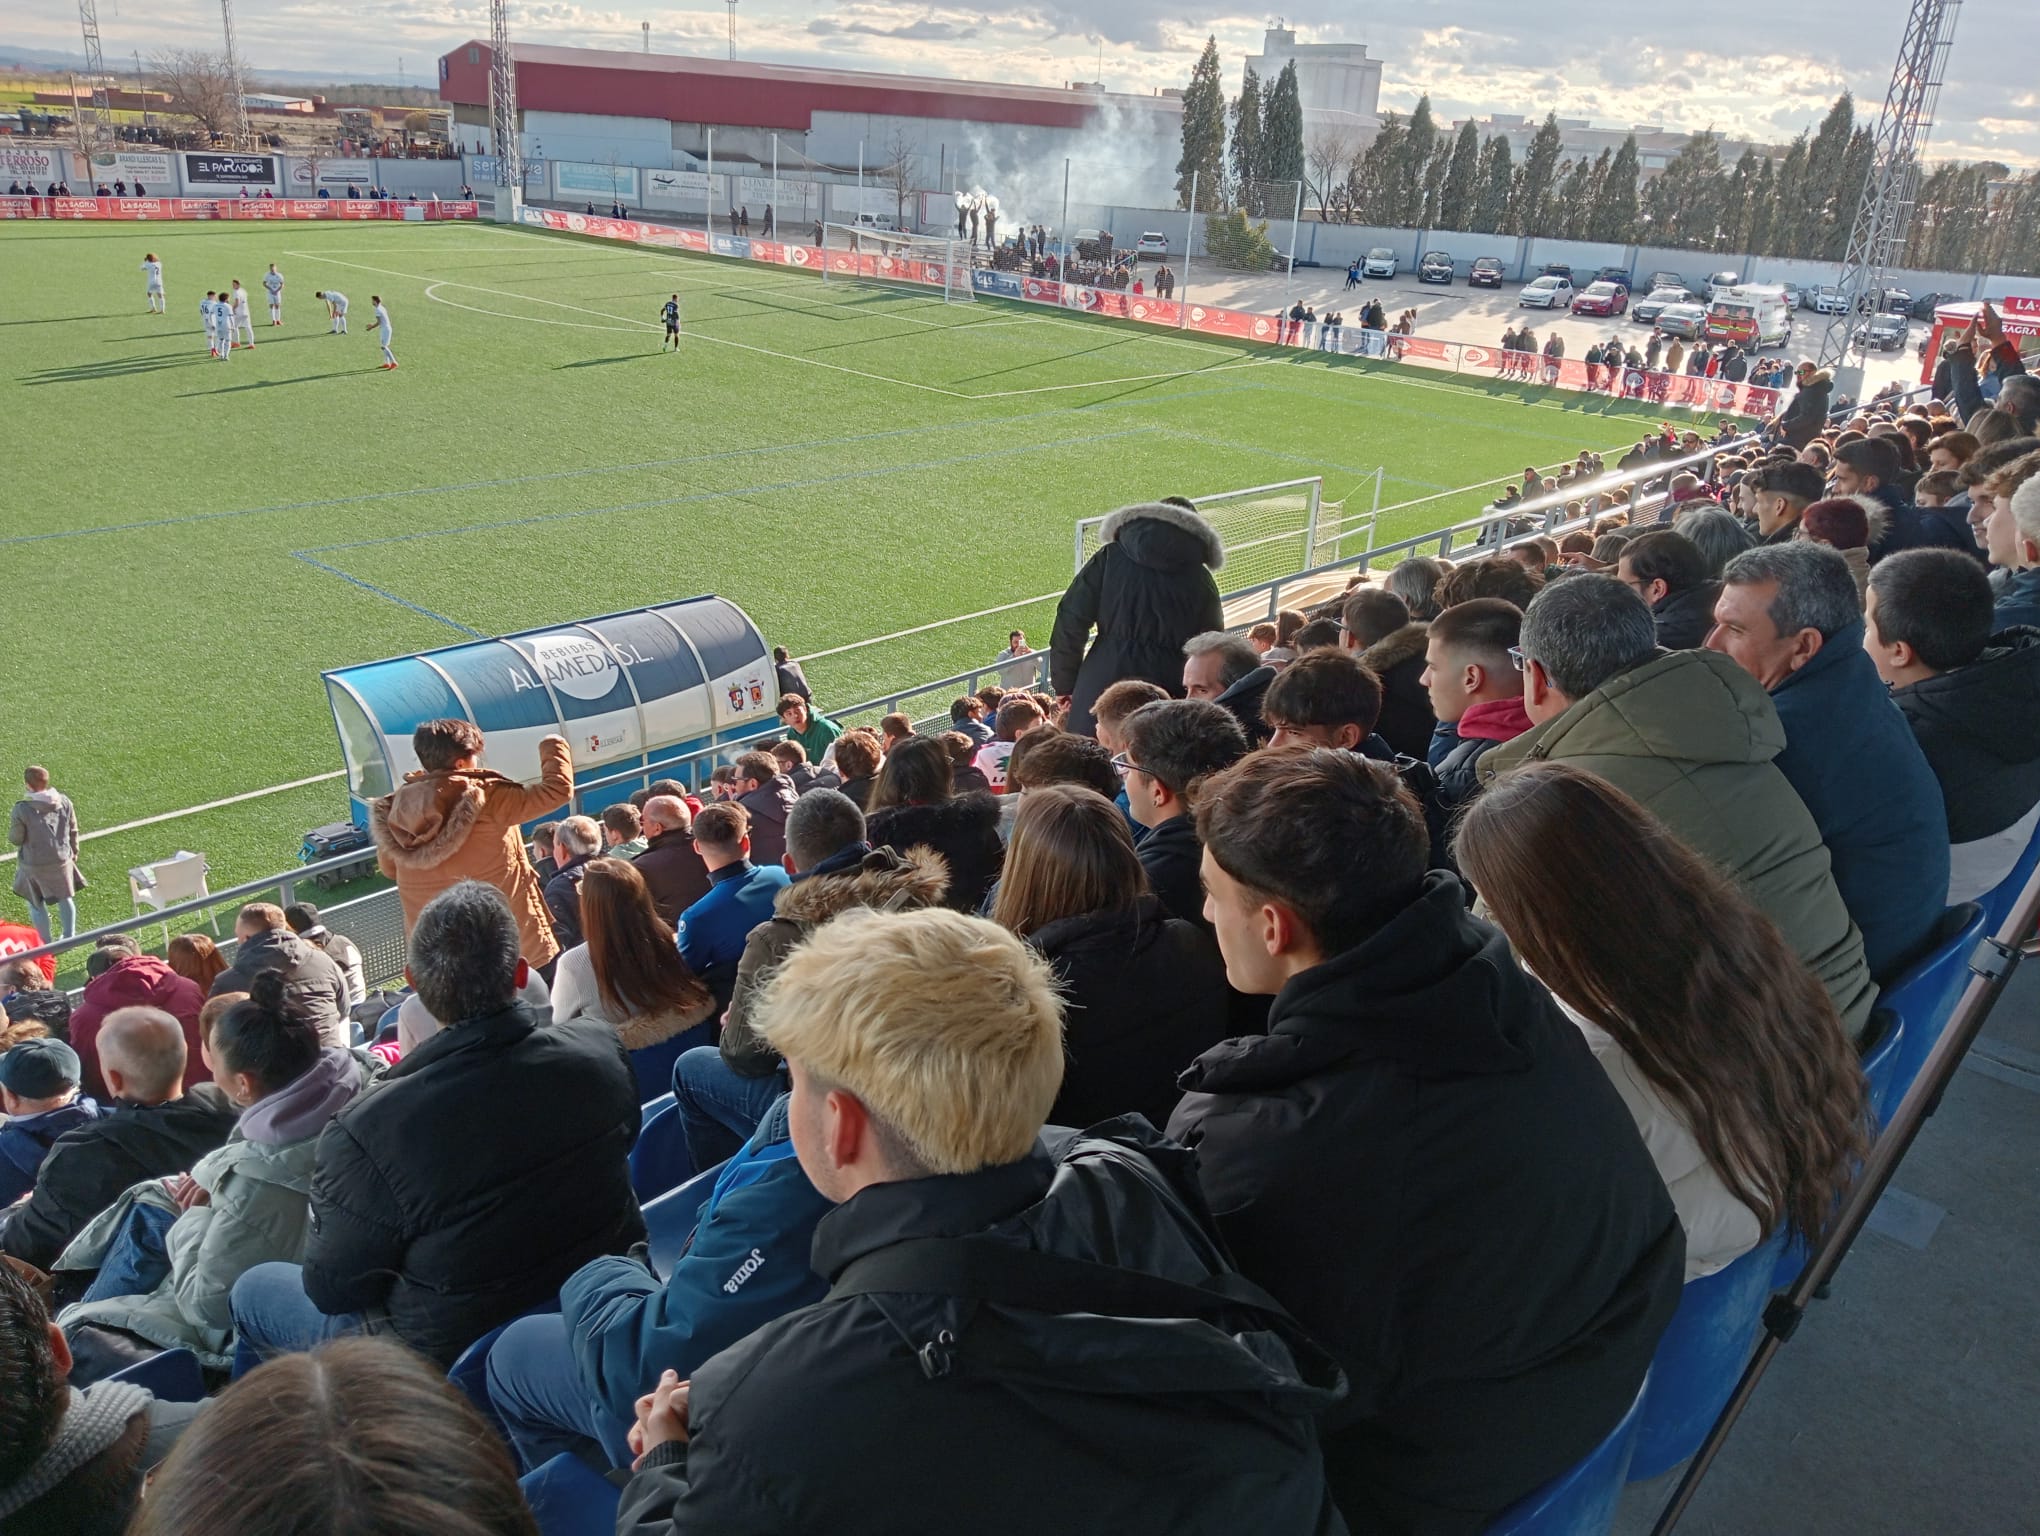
[6,0,2033,164]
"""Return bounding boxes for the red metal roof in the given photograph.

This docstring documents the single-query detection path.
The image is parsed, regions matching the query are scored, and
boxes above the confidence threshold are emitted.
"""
[437,42,1178,133]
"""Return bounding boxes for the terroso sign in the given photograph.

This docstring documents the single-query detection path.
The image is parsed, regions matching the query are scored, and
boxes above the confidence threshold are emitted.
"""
[185,153,277,184]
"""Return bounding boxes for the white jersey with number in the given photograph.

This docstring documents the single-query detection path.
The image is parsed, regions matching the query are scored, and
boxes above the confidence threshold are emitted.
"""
[263,271,284,297]
[142,258,163,291]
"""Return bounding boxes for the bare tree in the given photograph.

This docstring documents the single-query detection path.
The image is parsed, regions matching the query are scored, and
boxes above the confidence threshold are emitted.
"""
[1305,128,1357,219]
[150,49,240,143]
[881,129,918,229]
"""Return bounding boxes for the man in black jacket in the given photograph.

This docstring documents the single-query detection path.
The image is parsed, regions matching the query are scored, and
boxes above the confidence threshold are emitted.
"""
[1617,529,1719,649]
[615,906,1347,1536]
[1118,699,1249,931]
[1183,630,1275,747]
[633,797,709,923]
[0,1007,237,1271]
[1050,499,1225,737]
[1168,748,1684,1535]
[1835,436,1974,561]
[542,816,602,952]
[1768,361,1832,448]
[228,881,643,1372]
[209,902,350,1048]
[1868,548,2040,903]
[1343,589,1436,757]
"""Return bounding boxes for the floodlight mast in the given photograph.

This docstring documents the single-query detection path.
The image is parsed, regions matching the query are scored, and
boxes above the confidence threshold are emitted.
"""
[1815,0,1962,374]
[489,0,522,190]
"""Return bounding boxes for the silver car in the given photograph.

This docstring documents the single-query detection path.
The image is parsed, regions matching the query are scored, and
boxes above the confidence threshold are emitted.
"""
[1653,302,1708,339]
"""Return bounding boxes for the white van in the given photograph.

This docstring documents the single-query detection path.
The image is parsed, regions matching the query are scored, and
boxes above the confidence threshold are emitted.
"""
[1705,285,1794,346]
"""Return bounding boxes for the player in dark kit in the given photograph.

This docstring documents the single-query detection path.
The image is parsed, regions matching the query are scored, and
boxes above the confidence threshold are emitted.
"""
[660,294,681,351]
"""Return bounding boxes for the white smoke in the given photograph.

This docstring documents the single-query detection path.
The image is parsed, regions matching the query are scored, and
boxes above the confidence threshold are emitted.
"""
[948,95,1181,241]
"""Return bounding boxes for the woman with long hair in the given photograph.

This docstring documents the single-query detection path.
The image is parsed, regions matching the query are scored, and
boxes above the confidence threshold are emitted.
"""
[1454,762,1869,1277]
[57,970,374,1370]
[866,734,1002,912]
[129,1337,538,1536]
[549,857,714,1099]
[993,785,1227,1130]
[166,933,228,994]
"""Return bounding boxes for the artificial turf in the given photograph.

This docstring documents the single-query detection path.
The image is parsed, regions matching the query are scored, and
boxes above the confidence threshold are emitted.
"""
[2,217,1729,932]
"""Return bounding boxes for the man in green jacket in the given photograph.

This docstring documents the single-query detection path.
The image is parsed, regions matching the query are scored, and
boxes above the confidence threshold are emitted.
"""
[1482,575,1878,1043]
[775,694,842,765]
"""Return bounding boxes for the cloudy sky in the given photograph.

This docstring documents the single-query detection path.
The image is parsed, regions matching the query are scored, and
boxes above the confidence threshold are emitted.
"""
[13,0,2036,166]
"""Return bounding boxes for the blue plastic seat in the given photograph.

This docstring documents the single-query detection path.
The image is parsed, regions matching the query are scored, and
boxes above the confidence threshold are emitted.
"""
[1978,818,2040,933]
[1880,903,1985,1116]
[644,1161,727,1279]
[447,1301,561,1442]
[1482,1376,1648,1534]
[519,1452,622,1536]
[1628,1228,1790,1482]
[1775,1014,1906,1289]
[106,1347,206,1403]
[629,1095,696,1202]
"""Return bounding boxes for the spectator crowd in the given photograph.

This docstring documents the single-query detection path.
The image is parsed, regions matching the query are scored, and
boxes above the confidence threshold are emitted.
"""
[3,339,2039,1536]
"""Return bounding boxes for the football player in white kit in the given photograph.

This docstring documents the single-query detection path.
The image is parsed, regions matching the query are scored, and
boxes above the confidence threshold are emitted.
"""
[200,290,219,356]
[141,252,165,313]
[209,288,235,360]
[229,280,255,348]
[315,290,349,334]
[263,263,284,325]
[372,294,396,369]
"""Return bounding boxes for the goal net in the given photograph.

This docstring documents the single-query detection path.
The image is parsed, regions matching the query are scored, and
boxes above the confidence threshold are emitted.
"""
[819,224,976,304]
[1075,478,1325,596]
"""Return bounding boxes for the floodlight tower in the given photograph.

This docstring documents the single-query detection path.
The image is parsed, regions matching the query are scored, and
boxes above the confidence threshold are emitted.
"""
[726,0,737,59]
[489,0,522,191]
[77,0,110,149]
[220,0,253,148]
[1815,0,1962,378]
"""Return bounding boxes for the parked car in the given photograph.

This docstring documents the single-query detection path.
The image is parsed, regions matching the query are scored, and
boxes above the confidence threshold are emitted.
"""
[1778,283,1803,310]
[1469,255,1506,287]
[1882,287,1914,314]
[1362,246,1399,278]
[1540,263,1575,281]
[1704,270,1743,299]
[1134,231,1169,256]
[1418,250,1455,284]
[1571,280,1630,317]
[1653,302,1709,339]
[1594,266,1634,289]
[1813,285,1850,315]
[1855,312,1910,351]
[1646,270,1689,294]
[1909,290,1959,320]
[1519,274,1575,309]
[1632,287,1697,324]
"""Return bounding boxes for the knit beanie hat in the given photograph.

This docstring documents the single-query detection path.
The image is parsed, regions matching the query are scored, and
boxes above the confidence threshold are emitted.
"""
[1801,497,1871,550]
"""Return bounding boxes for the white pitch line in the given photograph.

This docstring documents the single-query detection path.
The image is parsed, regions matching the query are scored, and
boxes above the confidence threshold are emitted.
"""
[424,282,650,332]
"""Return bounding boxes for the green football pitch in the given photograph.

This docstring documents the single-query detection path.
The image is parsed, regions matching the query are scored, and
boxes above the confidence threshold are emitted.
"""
[2,218,1722,932]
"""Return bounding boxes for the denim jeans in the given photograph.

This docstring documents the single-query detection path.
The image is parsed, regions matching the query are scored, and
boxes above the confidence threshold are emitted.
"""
[228,1261,365,1379]
[671,1046,786,1171]
[486,1311,637,1472]
[26,896,75,942]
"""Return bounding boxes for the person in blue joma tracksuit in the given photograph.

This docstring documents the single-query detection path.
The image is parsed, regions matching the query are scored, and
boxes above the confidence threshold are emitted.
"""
[484,1096,830,1471]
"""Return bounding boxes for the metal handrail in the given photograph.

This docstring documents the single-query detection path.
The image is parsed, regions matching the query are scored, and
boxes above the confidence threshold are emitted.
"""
[5,849,377,973]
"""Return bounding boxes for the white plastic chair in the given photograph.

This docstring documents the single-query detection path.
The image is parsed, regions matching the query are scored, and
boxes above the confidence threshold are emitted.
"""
[128,851,216,949]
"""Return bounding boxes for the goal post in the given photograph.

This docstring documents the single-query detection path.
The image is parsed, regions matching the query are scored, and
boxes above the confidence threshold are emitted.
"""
[819,224,976,304]
[1074,478,1324,594]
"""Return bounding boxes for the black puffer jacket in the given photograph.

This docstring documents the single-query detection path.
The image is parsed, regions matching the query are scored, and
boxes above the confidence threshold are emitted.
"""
[1214,664,1277,748]
[1360,624,1436,759]
[1029,896,1230,1131]
[1650,580,1720,650]
[1169,873,1684,1535]
[211,927,351,1049]
[1772,368,1833,448]
[616,1122,1348,1536]
[0,1086,240,1271]
[302,1003,643,1366]
[867,793,1004,912]
[1894,626,2040,841]
[1051,502,1225,736]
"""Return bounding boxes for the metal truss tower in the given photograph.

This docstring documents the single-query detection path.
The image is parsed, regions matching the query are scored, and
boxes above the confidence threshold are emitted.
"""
[489,0,522,190]
[77,0,111,149]
[1816,0,1962,370]
[219,0,253,148]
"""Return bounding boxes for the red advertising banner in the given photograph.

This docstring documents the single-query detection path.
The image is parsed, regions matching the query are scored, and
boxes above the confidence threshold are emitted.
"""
[0,196,41,219]
[0,195,478,223]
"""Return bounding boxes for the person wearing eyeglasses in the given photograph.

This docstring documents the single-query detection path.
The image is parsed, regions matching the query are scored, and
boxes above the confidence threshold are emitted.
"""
[1113,700,1248,934]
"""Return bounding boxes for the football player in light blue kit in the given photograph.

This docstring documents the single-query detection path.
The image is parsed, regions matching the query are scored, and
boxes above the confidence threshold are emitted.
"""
[372,294,396,369]
[209,286,236,360]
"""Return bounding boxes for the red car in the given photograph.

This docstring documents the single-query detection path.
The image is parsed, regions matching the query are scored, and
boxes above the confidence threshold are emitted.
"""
[1570,281,1629,317]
